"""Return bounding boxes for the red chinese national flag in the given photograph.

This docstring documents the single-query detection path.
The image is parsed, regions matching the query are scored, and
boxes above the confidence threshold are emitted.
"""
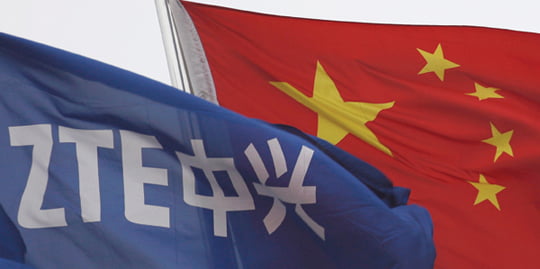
[176,1,540,268]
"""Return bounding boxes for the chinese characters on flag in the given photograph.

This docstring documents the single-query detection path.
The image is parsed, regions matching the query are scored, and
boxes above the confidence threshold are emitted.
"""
[178,1,540,268]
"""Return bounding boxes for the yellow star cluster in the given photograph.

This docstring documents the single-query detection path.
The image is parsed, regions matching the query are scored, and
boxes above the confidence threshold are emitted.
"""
[418,43,511,211]
[268,42,513,212]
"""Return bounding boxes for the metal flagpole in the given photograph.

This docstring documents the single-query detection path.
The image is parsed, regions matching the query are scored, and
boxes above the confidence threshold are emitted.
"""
[154,0,192,93]
[153,0,218,103]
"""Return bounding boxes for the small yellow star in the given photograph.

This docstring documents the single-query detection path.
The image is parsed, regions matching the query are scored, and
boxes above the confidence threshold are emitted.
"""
[467,82,504,100]
[270,61,394,155]
[482,122,514,162]
[417,43,460,81]
[468,174,506,210]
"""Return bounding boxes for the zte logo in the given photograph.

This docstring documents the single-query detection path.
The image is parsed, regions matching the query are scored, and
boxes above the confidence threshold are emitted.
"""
[8,124,324,239]
[9,124,172,229]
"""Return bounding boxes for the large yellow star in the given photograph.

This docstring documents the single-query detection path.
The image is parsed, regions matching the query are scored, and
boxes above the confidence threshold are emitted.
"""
[466,82,504,100]
[417,43,460,81]
[468,174,506,210]
[482,122,514,162]
[270,61,394,155]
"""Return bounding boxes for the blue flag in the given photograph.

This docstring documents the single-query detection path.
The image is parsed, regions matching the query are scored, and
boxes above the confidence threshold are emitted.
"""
[0,33,435,268]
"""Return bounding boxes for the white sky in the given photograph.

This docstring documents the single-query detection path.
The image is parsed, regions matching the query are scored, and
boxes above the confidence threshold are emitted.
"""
[1,0,539,86]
